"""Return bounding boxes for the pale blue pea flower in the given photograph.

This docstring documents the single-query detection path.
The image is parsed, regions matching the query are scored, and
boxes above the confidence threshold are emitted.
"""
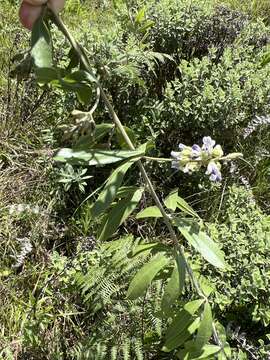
[202,136,216,153]
[206,161,222,182]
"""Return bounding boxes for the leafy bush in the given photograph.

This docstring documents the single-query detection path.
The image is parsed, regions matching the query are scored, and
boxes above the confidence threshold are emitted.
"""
[148,0,246,59]
[205,186,270,328]
[75,0,270,158]
[218,0,270,24]
[152,46,270,153]
[1,1,270,359]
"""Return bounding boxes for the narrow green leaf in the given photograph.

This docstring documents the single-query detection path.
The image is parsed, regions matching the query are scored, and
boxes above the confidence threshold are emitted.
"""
[35,68,96,104]
[91,161,135,218]
[164,189,178,211]
[195,302,213,351]
[116,186,140,199]
[215,322,232,360]
[177,344,221,360]
[131,243,160,256]
[175,219,226,270]
[116,126,136,149]
[31,16,52,68]
[198,276,214,297]
[217,344,231,360]
[35,67,59,83]
[165,299,204,339]
[161,254,185,315]
[54,148,143,166]
[176,197,199,218]
[59,70,95,104]
[162,299,204,352]
[139,19,155,33]
[60,70,96,85]
[260,52,270,68]
[67,47,80,71]
[136,206,162,219]
[175,252,186,293]
[130,243,169,258]
[74,124,113,150]
[76,86,92,105]
[127,253,170,300]
[163,189,199,218]
[163,316,201,352]
[135,6,146,24]
[98,188,143,242]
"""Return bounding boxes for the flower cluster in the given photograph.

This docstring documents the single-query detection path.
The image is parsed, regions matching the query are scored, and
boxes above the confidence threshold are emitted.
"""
[171,136,242,182]
[11,237,33,268]
[9,203,42,215]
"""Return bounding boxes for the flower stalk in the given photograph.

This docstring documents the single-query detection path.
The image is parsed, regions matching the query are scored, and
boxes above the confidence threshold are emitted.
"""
[49,10,229,355]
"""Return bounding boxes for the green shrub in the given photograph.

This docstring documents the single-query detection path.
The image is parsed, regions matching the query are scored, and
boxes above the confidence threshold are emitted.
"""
[218,0,270,24]
[148,0,246,59]
[152,46,270,152]
[205,186,270,329]
[1,1,270,359]
[73,0,270,156]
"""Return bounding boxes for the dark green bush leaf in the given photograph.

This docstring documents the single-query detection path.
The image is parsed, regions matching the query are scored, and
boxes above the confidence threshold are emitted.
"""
[91,161,135,218]
[163,299,204,352]
[163,189,199,218]
[127,253,170,300]
[175,219,226,270]
[74,123,113,150]
[161,253,185,315]
[177,344,221,359]
[31,16,52,68]
[195,302,213,351]
[164,188,178,211]
[98,188,144,242]
[136,205,162,219]
[54,148,143,166]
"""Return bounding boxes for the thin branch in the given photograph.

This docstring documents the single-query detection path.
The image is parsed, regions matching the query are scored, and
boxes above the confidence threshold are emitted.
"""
[89,86,100,115]
[50,9,206,300]
[48,12,234,352]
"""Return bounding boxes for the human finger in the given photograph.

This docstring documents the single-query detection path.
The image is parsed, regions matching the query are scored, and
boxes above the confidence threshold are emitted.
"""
[19,2,43,30]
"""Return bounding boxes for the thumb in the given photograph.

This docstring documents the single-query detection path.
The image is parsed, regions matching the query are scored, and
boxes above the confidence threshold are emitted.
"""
[19,0,65,30]
[19,2,43,30]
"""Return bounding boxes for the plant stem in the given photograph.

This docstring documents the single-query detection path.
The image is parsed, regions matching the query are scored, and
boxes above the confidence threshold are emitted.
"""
[143,156,172,162]
[48,18,230,359]
[51,10,206,300]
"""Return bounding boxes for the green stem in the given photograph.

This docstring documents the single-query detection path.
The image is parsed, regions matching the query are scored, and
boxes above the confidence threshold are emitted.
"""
[143,156,172,162]
[50,11,207,299]
[47,11,233,356]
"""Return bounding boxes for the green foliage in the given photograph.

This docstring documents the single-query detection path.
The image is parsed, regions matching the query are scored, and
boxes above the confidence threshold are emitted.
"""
[127,252,170,299]
[31,12,52,68]
[175,218,227,270]
[161,255,186,316]
[218,0,270,24]
[155,46,270,150]
[204,186,270,327]
[162,299,204,352]
[58,164,92,192]
[1,0,270,359]
[68,236,168,358]
[54,148,144,165]
[97,187,143,241]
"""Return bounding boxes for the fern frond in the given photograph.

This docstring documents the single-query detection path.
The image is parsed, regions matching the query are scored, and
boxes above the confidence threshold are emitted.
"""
[133,338,144,360]
[121,337,131,360]
[110,345,118,360]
